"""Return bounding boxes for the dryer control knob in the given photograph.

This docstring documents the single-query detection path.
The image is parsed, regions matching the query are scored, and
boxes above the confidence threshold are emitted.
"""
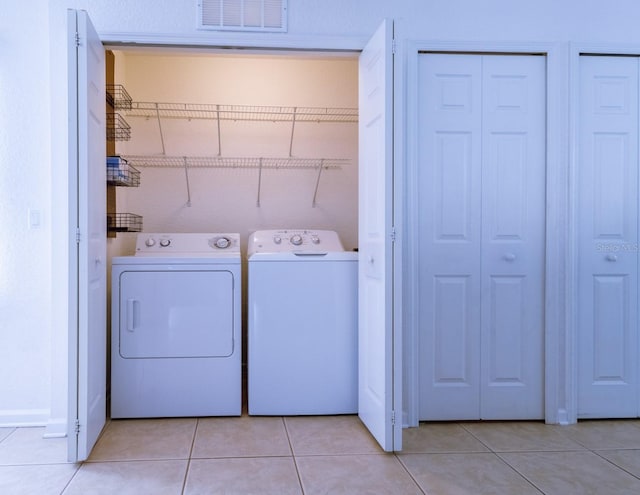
[215,237,230,249]
[311,235,320,244]
[273,235,282,244]
[145,237,156,247]
[290,234,303,246]
[159,239,171,247]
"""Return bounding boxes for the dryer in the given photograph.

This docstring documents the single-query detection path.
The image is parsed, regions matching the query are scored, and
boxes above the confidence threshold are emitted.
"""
[111,233,241,418]
[247,229,358,415]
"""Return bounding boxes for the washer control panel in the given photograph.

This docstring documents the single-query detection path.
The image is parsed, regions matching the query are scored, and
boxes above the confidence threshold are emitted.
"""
[248,229,344,255]
[135,233,240,256]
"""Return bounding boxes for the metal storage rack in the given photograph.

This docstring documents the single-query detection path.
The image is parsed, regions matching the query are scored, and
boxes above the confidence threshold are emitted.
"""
[125,101,358,206]
[107,213,143,233]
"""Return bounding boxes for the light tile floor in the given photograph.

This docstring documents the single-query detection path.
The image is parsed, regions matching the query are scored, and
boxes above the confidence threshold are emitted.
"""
[3,417,640,494]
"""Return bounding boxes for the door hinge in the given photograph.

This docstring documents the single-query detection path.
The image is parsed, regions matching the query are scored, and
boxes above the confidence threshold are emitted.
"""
[75,32,81,47]
[390,227,397,243]
[391,410,396,426]
[75,419,81,434]
[76,228,81,244]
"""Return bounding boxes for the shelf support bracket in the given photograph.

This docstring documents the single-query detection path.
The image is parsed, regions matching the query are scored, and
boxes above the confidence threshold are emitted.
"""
[155,103,166,155]
[288,107,297,157]
[216,104,222,156]
[256,157,263,207]
[312,159,325,208]
[183,156,192,207]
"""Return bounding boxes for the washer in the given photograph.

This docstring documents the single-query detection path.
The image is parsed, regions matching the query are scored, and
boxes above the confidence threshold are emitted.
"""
[248,229,358,415]
[111,232,241,418]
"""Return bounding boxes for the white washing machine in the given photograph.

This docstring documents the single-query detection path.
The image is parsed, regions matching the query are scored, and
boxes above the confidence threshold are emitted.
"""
[111,232,241,418]
[248,229,358,415]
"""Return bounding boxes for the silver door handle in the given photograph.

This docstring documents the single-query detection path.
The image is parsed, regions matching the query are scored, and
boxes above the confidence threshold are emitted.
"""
[503,253,516,262]
[606,254,618,262]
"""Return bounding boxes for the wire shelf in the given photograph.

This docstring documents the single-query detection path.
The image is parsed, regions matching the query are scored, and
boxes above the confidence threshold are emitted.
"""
[122,155,347,170]
[106,84,133,110]
[127,102,358,123]
[107,213,143,233]
[106,113,131,141]
[107,157,141,187]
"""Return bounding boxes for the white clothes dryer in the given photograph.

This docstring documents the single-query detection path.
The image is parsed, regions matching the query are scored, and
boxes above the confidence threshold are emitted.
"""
[111,233,241,418]
[247,229,358,415]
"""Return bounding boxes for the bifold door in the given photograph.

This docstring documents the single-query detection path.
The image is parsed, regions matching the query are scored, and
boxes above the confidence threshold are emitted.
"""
[578,55,640,418]
[417,53,546,421]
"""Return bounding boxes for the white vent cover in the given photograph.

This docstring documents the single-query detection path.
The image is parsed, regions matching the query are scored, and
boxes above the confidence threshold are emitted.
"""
[198,0,287,32]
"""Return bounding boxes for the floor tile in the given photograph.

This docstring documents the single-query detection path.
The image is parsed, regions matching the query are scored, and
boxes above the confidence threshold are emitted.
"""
[297,454,423,495]
[402,422,490,453]
[559,420,640,450]
[462,421,586,452]
[62,460,187,495]
[399,452,541,495]
[500,450,640,495]
[0,427,68,465]
[0,464,79,495]
[88,418,196,461]
[192,416,291,458]
[596,449,640,477]
[285,415,381,455]
[184,457,302,495]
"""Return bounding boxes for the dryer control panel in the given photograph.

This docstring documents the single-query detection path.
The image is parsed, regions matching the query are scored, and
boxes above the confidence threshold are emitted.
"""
[135,233,240,256]
[248,229,344,255]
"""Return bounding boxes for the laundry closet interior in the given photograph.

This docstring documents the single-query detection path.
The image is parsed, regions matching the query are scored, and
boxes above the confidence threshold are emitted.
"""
[104,46,360,408]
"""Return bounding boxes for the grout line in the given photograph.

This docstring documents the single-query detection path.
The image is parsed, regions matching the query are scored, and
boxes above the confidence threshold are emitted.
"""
[282,416,306,494]
[180,417,200,495]
[392,452,428,495]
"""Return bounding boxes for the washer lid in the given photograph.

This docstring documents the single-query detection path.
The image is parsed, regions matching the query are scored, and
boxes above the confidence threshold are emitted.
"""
[135,233,240,257]
[248,229,345,256]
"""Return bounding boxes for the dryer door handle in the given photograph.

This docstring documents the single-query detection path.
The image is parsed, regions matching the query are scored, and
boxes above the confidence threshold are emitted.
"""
[126,299,139,332]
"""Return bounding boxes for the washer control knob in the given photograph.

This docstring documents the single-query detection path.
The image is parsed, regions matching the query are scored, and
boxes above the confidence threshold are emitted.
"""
[145,237,156,247]
[311,235,320,244]
[159,239,171,247]
[215,237,230,249]
[273,235,282,244]
[290,234,303,246]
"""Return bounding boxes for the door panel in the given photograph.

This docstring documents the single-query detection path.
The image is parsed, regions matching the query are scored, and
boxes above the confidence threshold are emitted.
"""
[418,53,546,421]
[358,19,399,451]
[68,9,107,462]
[578,55,639,418]
[480,55,546,419]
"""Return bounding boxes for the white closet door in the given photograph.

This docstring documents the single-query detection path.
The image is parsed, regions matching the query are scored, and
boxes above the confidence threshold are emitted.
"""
[480,55,546,419]
[67,9,107,462]
[578,55,639,418]
[418,53,546,421]
[418,54,483,420]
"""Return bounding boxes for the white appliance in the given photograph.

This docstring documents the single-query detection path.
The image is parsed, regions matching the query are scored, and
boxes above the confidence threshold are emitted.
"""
[111,233,241,418]
[247,229,358,415]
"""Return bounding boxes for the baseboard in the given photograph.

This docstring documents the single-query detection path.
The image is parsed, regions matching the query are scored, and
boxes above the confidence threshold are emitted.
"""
[0,408,50,428]
[44,417,68,438]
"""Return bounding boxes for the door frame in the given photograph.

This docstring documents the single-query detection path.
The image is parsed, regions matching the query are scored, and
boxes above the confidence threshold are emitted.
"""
[569,43,640,421]
[67,28,405,449]
[404,40,570,426]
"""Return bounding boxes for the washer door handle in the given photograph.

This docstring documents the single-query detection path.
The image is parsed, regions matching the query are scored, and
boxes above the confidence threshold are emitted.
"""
[126,299,139,332]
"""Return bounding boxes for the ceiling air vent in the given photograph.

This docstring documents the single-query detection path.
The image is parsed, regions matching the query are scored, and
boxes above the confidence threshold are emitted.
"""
[198,0,287,32]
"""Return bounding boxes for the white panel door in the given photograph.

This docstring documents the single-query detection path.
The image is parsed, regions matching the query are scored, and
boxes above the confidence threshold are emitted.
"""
[418,53,546,421]
[358,19,400,451]
[578,55,639,418]
[67,10,107,462]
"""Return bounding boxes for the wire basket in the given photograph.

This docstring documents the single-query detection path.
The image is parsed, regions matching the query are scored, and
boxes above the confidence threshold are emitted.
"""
[106,113,131,141]
[107,157,141,187]
[107,213,143,233]
[106,84,133,111]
